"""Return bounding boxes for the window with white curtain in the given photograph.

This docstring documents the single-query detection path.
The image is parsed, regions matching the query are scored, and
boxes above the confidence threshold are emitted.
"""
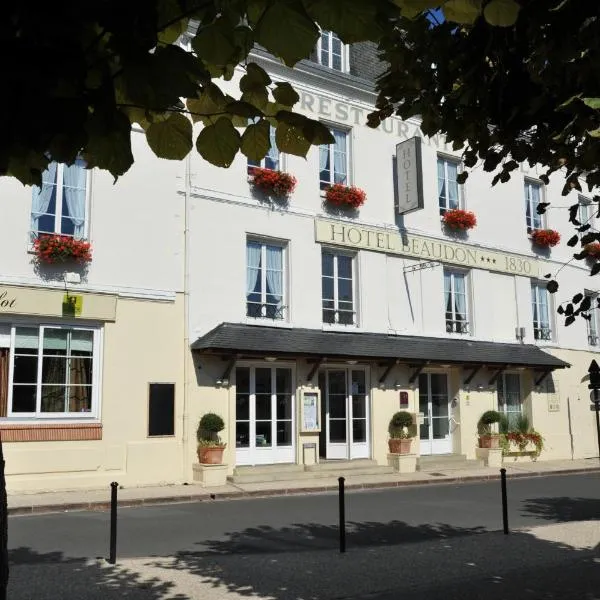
[246,239,286,320]
[31,159,88,240]
[8,325,99,418]
[578,195,595,228]
[586,292,599,346]
[247,123,280,172]
[437,156,461,214]
[525,180,544,232]
[444,269,469,334]
[316,31,348,72]
[322,250,356,325]
[320,127,348,190]
[497,373,522,429]
[531,282,552,340]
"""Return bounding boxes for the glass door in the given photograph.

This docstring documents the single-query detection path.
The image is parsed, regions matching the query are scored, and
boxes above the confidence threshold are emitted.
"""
[419,373,451,455]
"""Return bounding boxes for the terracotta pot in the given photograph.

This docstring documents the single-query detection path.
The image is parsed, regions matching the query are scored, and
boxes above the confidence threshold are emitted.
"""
[479,434,500,449]
[198,445,225,464]
[388,438,412,454]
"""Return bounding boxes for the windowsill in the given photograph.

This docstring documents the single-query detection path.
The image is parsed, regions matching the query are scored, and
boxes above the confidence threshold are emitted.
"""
[322,323,360,331]
[0,421,102,442]
[244,318,293,329]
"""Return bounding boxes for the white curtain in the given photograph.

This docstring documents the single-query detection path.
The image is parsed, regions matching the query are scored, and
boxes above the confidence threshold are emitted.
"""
[265,246,283,309]
[31,162,57,233]
[437,159,445,207]
[63,161,87,238]
[444,271,452,320]
[454,274,467,320]
[531,184,541,228]
[531,285,539,324]
[265,127,279,170]
[319,143,330,184]
[333,129,347,184]
[538,287,549,328]
[447,161,458,209]
[246,242,262,301]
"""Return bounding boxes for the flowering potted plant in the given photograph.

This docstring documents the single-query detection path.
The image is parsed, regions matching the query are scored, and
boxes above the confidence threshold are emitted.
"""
[197,413,226,464]
[388,411,415,454]
[325,184,366,209]
[584,242,600,260]
[249,167,297,197]
[33,234,92,264]
[530,229,561,248]
[442,209,477,230]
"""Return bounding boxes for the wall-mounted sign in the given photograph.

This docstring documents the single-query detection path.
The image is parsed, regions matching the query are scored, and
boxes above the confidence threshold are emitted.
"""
[0,290,17,311]
[396,138,424,215]
[302,391,320,433]
[399,391,409,409]
[62,294,83,317]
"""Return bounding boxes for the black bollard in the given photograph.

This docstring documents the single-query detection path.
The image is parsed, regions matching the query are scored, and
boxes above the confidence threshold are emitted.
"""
[500,468,509,535]
[338,476,346,553]
[108,482,119,564]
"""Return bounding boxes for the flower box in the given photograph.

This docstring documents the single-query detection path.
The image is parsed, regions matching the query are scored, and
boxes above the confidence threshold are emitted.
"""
[325,184,366,209]
[442,209,477,230]
[584,242,600,260]
[249,167,297,197]
[33,235,92,264]
[500,431,543,457]
[530,229,560,248]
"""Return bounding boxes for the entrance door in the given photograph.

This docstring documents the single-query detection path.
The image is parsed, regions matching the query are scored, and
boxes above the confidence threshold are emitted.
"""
[319,368,369,460]
[419,373,452,455]
[235,366,295,465]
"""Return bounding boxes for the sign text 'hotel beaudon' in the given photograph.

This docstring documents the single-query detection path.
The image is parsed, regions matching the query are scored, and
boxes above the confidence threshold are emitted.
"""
[315,220,540,278]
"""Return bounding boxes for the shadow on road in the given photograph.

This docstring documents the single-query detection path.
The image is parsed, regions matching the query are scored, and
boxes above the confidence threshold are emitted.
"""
[521,496,600,522]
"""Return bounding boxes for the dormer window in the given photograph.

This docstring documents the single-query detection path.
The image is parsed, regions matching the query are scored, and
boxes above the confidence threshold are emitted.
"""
[317,31,348,72]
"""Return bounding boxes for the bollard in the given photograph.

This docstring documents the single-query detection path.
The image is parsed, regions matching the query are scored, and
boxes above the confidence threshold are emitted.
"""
[108,481,119,564]
[500,468,509,535]
[338,476,346,553]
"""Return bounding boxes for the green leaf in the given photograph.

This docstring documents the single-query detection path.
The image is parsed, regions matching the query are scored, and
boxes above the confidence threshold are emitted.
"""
[558,94,582,109]
[246,63,272,86]
[186,84,227,124]
[247,0,268,24]
[443,0,482,25]
[302,119,334,145]
[582,98,600,110]
[546,280,559,293]
[395,0,441,19]
[157,0,189,45]
[275,121,311,157]
[304,0,380,43]
[273,82,300,107]
[255,2,319,66]
[241,120,271,161]
[192,18,237,66]
[146,113,193,160]
[196,117,241,167]
[592,262,600,277]
[483,0,520,27]
[226,101,263,118]
[241,85,269,110]
[587,127,600,138]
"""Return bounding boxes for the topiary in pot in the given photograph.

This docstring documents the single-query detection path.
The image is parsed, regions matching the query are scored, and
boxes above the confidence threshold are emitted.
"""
[478,410,502,449]
[388,411,415,454]
[197,413,226,464]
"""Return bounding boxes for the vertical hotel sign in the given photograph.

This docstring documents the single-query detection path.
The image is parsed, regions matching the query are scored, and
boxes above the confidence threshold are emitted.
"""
[396,137,424,215]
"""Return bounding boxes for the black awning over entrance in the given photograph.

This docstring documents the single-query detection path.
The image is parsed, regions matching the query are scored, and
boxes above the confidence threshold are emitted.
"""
[191,322,569,370]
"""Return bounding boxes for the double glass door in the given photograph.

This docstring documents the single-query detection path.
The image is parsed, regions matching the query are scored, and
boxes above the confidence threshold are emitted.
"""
[235,366,294,465]
[319,368,369,460]
[419,373,452,455]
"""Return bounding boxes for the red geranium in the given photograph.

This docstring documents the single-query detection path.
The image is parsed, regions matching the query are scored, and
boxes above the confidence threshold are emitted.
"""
[530,229,561,248]
[584,242,600,259]
[33,235,92,264]
[250,167,297,197]
[442,209,477,230]
[325,184,366,209]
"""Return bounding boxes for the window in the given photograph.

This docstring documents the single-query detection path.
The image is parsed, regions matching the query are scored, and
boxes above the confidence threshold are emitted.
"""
[578,195,595,228]
[322,251,355,325]
[320,127,348,190]
[31,159,88,239]
[444,269,469,334]
[497,373,522,429]
[7,325,99,418]
[586,293,599,346]
[317,31,347,72]
[437,156,461,214]
[531,283,552,341]
[247,124,280,172]
[246,240,286,320]
[524,180,544,232]
[148,383,175,437]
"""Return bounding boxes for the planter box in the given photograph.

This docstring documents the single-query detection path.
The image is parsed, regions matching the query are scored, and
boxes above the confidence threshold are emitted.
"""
[387,453,417,473]
[479,434,501,449]
[388,438,413,454]
[476,447,503,468]
[193,463,228,487]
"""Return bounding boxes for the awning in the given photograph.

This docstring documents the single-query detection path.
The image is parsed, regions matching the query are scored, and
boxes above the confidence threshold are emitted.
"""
[191,323,569,370]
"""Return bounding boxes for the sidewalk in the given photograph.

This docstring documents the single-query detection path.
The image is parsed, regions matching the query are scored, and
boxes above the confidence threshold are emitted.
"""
[8,457,600,516]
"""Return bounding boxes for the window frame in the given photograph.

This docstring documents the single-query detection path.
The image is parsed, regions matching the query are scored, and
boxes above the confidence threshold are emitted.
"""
[578,194,595,229]
[6,323,101,420]
[443,268,470,335]
[585,292,599,346]
[437,154,463,214]
[497,372,523,428]
[321,248,357,326]
[531,282,553,342]
[316,30,349,72]
[319,125,350,190]
[524,178,545,233]
[246,238,288,322]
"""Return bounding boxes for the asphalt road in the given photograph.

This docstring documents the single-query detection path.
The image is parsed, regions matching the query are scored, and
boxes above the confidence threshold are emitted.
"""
[8,472,599,560]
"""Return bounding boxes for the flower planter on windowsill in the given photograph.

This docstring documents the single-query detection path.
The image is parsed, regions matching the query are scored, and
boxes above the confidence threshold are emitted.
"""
[442,209,477,231]
[33,234,92,264]
[530,229,560,248]
[249,167,297,198]
[584,242,600,262]
[324,184,366,210]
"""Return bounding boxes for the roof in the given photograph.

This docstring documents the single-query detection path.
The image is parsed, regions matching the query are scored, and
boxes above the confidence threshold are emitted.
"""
[191,323,569,370]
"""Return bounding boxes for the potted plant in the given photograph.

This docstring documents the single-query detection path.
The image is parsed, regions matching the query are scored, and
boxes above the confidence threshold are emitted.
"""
[477,410,502,449]
[249,167,297,197]
[388,411,415,454]
[197,413,226,464]
[530,228,560,248]
[33,234,92,264]
[442,209,477,230]
[325,183,366,209]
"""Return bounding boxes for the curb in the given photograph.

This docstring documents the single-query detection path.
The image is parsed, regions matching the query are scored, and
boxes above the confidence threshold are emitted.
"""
[8,466,600,517]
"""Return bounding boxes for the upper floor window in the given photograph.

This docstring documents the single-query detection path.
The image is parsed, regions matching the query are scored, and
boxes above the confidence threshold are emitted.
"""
[497,373,522,429]
[322,250,355,325]
[444,269,469,334]
[578,195,595,228]
[317,31,348,72]
[437,156,461,214]
[6,325,98,418]
[524,180,544,233]
[320,127,348,190]
[531,282,552,341]
[246,239,286,320]
[247,123,280,172]
[31,159,88,239]
[586,292,599,346]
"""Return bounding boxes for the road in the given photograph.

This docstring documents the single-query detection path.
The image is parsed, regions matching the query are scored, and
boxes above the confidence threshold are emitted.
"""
[6,472,600,599]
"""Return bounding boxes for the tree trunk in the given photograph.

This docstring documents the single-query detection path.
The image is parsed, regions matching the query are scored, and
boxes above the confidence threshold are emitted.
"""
[0,436,8,600]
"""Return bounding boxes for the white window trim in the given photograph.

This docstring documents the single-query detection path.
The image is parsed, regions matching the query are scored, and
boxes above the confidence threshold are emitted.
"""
[578,195,595,230]
[437,154,463,214]
[443,268,471,336]
[496,372,524,421]
[319,124,351,192]
[585,292,599,347]
[316,31,350,73]
[524,178,545,233]
[6,323,101,420]
[321,248,358,328]
[531,282,553,343]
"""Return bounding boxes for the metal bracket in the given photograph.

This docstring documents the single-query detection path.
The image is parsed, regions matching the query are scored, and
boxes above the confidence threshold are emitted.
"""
[219,355,238,384]
[488,366,506,386]
[464,365,483,386]
[378,360,398,386]
[307,357,326,383]
[403,260,442,274]
[408,363,426,384]
[535,369,552,387]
